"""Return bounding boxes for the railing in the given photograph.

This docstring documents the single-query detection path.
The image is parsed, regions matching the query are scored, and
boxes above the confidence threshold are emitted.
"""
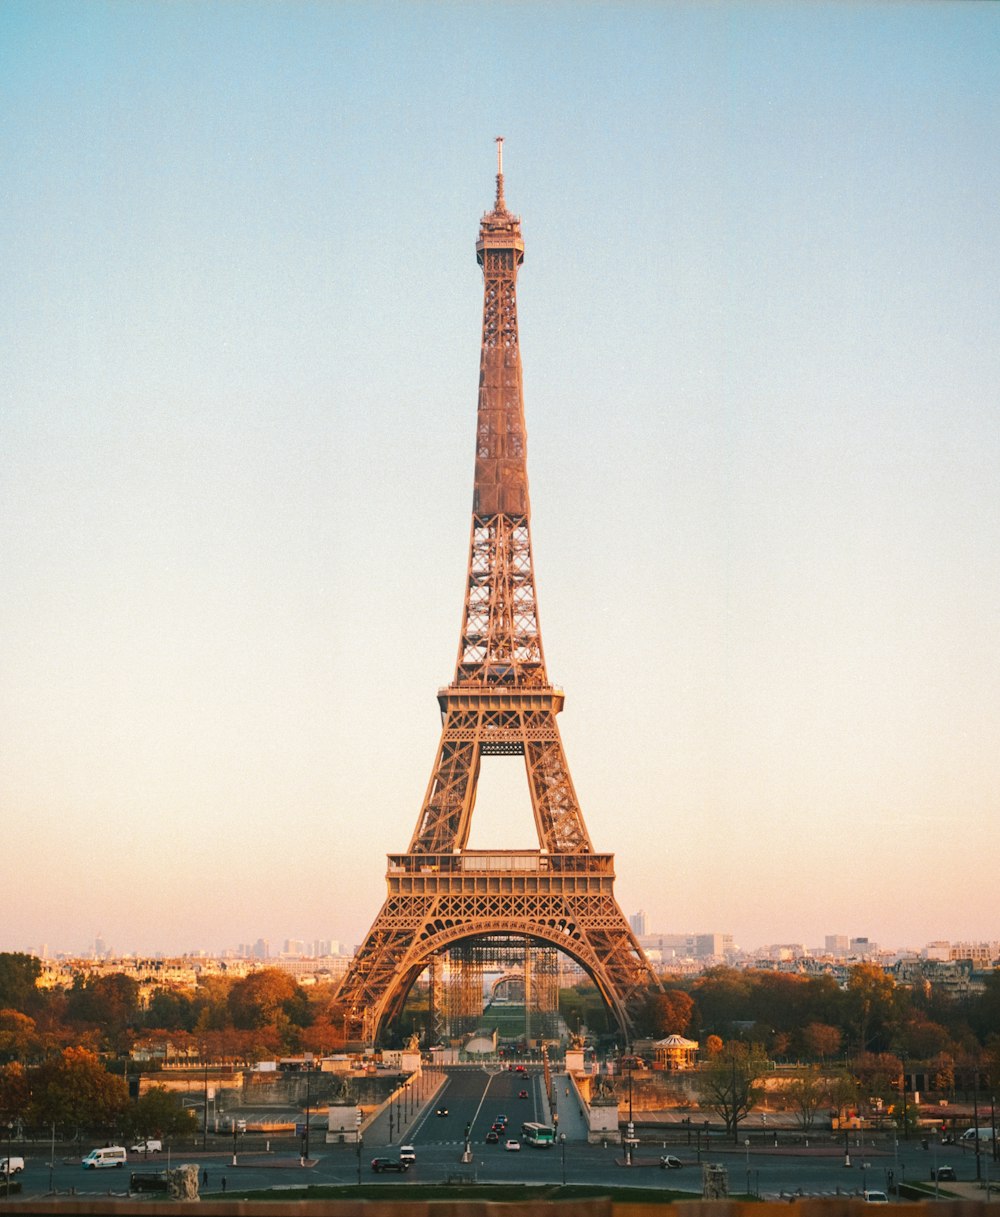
[387,852,615,876]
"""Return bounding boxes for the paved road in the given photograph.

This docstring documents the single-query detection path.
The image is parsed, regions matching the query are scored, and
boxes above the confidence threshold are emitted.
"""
[9,1066,997,1202]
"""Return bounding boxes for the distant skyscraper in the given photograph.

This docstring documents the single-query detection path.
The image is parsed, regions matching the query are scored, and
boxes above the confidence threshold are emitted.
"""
[630,910,647,936]
[253,938,270,960]
[825,935,849,955]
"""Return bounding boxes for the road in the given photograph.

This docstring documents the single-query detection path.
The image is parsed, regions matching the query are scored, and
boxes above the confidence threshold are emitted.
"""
[8,1067,995,1202]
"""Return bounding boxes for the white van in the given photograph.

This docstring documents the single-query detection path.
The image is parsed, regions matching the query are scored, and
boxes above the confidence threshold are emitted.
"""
[0,1157,25,1175]
[960,1128,994,1143]
[129,1140,162,1154]
[82,1146,127,1169]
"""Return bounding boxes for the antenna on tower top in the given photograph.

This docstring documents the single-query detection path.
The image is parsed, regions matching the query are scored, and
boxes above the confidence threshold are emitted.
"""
[494,136,506,212]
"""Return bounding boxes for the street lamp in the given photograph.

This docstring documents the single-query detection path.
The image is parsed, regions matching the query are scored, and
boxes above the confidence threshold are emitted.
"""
[356,1132,363,1185]
[559,1132,566,1186]
[302,1060,312,1165]
[745,1138,751,1197]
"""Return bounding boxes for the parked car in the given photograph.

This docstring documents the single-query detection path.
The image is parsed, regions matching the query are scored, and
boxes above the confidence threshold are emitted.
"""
[130,1172,169,1193]
[932,1166,956,1181]
[504,1138,521,1152]
[370,1158,409,1173]
[129,1140,162,1154]
[660,1155,683,1169]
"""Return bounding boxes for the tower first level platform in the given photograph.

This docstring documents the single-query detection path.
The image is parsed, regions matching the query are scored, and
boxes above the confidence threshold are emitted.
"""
[340,850,654,1048]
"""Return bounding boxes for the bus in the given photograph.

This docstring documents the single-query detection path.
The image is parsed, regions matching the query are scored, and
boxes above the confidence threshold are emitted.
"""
[521,1122,555,1147]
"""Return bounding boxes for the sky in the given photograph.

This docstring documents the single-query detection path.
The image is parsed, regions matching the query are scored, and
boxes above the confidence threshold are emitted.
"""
[2,2,998,961]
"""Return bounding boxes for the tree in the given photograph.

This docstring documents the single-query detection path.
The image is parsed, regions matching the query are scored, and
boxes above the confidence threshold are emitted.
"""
[227,970,307,1031]
[28,1047,129,1138]
[0,1010,39,1062]
[126,1086,197,1143]
[785,1065,829,1132]
[0,1062,30,1126]
[845,964,902,1052]
[0,955,41,1015]
[803,1022,842,1062]
[694,1040,769,1143]
[638,988,695,1038]
[66,974,140,1044]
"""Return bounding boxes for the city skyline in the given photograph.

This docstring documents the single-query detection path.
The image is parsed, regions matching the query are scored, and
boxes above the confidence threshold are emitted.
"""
[3,3,999,959]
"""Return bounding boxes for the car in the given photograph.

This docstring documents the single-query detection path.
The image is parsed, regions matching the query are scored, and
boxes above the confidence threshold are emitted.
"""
[435,1106,449,1117]
[399,1145,415,1164]
[485,1130,499,1143]
[660,1155,683,1169]
[518,1089,529,1099]
[932,1166,956,1181]
[130,1172,169,1193]
[370,1158,409,1173]
[504,1138,521,1152]
[495,1113,508,1125]
[864,1191,889,1203]
[515,1064,527,1072]
[129,1141,162,1154]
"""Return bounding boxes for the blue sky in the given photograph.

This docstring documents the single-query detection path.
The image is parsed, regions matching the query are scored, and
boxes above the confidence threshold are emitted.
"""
[2,2,998,958]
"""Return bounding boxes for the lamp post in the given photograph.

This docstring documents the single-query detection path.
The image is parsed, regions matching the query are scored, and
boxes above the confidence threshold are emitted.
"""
[745,1138,751,1198]
[356,1132,363,1185]
[302,1060,312,1165]
[203,1063,209,1151]
[559,1132,566,1186]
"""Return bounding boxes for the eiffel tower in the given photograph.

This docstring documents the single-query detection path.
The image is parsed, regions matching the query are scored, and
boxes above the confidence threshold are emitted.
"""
[335,140,659,1046]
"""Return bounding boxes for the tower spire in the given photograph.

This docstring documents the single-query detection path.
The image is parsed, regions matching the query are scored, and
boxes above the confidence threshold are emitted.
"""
[494,135,506,212]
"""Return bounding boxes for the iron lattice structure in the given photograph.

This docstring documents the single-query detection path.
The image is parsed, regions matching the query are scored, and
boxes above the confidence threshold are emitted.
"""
[336,141,659,1046]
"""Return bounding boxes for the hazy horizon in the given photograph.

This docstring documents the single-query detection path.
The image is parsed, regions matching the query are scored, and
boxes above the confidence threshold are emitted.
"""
[3,3,998,960]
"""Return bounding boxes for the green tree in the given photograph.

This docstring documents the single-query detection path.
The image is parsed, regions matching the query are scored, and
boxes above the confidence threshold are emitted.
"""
[0,954,41,1014]
[694,1040,769,1144]
[126,1086,197,1143]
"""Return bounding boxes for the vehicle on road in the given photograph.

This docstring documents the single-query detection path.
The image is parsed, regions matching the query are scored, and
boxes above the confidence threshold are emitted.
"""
[0,1158,24,1176]
[129,1140,162,1154]
[370,1158,409,1173]
[435,1106,449,1117]
[521,1121,555,1147]
[399,1145,415,1164]
[864,1190,889,1203]
[660,1155,683,1169]
[130,1172,169,1193]
[82,1147,127,1170]
[485,1130,499,1143]
[504,1138,521,1152]
[518,1089,529,1099]
[932,1166,957,1181]
[960,1128,994,1143]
